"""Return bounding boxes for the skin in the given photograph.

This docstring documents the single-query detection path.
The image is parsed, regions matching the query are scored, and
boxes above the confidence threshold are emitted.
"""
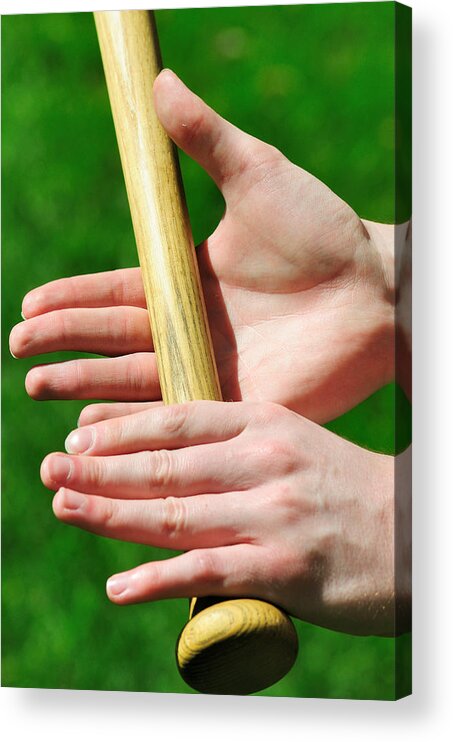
[10,72,409,635]
[40,400,397,637]
[9,70,395,424]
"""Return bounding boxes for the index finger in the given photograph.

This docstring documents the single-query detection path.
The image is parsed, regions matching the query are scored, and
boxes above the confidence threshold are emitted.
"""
[65,401,251,456]
[22,268,146,318]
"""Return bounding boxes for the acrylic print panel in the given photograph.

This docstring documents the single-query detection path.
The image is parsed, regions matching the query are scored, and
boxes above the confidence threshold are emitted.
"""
[2,2,411,698]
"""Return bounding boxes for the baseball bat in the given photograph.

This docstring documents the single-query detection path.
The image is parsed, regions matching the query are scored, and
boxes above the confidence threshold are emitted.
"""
[94,9,298,695]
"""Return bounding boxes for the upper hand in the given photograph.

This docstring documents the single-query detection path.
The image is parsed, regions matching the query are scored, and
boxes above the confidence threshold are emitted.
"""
[10,70,394,423]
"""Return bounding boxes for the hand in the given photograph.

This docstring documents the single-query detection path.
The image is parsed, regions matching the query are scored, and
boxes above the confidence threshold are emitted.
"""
[40,400,401,636]
[10,70,394,423]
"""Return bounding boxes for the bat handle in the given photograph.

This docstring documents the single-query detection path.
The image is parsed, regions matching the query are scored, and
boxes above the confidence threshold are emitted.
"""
[94,9,298,695]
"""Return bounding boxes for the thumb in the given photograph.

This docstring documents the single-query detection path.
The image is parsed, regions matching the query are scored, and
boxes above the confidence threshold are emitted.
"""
[153,69,279,195]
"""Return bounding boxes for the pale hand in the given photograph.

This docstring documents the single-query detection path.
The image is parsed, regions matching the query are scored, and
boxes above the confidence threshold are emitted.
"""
[10,70,394,424]
[41,400,398,636]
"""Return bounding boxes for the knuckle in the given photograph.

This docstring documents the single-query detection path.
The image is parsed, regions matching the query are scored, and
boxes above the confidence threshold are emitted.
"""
[111,270,128,306]
[58,310,71,344]
[89,458,106,489]
[181,109,205,148]
[122,312,137,347]
[194,551,223,586]
[161,497,186,540]
[270,482,300,517]
[124,356,147,395]
[71,359,89,392]
[115,413,143,450]
[145,449,173,490]
[106,309,122,345]
[160,405,188,437]
[100,498,118,529]
[254,438,297,475]
[266,481,314,529]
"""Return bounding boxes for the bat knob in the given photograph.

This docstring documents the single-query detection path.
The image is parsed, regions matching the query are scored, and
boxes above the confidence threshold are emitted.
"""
[176,597,299,695]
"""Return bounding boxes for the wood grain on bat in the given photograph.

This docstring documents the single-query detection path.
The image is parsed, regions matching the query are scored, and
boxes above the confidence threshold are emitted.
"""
[94,9,298,695]
[94,10,221,405]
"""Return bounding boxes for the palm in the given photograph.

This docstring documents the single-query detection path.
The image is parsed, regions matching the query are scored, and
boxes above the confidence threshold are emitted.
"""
[200,156,390,420]
[10,72,392,424]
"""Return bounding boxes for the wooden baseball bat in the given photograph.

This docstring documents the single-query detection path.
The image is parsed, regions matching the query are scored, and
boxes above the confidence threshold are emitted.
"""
[94,9,298,695]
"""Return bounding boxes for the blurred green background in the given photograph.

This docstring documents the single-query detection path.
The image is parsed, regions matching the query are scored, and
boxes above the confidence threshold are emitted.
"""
[2,3,410,699]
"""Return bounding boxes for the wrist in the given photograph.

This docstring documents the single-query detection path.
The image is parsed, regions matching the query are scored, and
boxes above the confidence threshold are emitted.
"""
[347,450,397,636]
[361,219,396,296]
[314,448,399,637]
[362,219,411,393]
[364,447,411,636]
[355,450,397,636]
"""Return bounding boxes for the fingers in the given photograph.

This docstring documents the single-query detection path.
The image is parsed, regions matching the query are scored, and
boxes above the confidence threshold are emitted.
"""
[78,402,161,426]
[64,401,248,455]
[42,443,249,498]
[10,306,152,359]
[52,488,249,550]
[25,353,160,401]
[21,268,145,319]
[153,69,282,196]
[106,545,259,604]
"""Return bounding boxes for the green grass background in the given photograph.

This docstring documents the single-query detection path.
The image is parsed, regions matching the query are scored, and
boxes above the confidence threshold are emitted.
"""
[2,3,410,699]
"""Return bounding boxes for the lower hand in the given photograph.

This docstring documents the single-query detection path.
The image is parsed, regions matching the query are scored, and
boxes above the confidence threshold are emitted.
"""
[41,400,397,636]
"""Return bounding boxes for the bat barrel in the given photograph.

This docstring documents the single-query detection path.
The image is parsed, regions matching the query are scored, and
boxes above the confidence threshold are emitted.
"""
[94,9,298,695]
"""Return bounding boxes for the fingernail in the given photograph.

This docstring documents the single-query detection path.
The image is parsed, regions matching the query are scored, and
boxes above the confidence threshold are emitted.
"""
[107,574,131,597]
[9,323,25,360]
[61,489,85,510]
[161,68,183,86]
[65,427,94,454]
[48,455,73,484]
